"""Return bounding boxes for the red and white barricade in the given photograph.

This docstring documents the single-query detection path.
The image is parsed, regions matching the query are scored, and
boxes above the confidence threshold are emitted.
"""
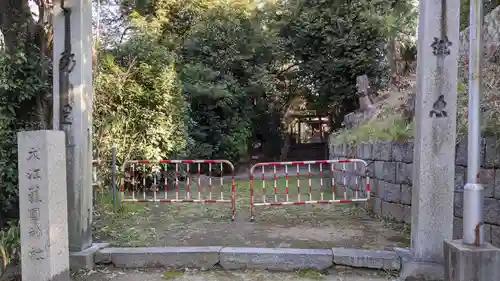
[249,159,370,221]
[120,159,236,220]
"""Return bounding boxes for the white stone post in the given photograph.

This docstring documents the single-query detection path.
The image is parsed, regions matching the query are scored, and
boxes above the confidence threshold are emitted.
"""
[400,0,460,279]
[18,130,70,281]
[53,0,94,253]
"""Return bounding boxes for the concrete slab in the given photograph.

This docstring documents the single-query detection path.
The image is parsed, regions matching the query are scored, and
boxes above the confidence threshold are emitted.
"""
[219,247,333,271]
[94,247,221,269]
[332,248,401,271]
[444,239,500,281]
[70,243,110,270]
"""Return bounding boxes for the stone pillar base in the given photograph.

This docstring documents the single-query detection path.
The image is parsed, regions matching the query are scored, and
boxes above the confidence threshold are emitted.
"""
[399,261,444,281]
[444,239,500,281]
[388,247,444,281]
[69,243,110,270]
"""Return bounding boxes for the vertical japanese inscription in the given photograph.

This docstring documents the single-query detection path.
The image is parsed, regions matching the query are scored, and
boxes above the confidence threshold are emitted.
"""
[429,95,448,118]
[25,147,45,260]
[59,4,76,127]
[430,36,452,57]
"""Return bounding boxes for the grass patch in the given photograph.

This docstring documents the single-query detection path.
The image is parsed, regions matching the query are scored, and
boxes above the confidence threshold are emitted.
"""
[295,269,325,280]
[92,190,150,246]
[330,76,415,146]
[331,116,412,146]
[162,269,184,280]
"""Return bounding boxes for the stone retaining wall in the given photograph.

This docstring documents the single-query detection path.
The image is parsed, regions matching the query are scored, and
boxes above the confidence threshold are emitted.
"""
[329,138,500,247]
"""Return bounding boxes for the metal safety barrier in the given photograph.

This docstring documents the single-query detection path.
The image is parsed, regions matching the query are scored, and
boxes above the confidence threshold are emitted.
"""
[120,159,236,220]
[249,159,370,221]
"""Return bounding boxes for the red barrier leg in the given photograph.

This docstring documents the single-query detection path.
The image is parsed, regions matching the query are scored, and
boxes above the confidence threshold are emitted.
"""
[319,163,324,201]
[175,163,179,200]
[296,164,300,202]
[153,170,157,201]
[132,164,136,200]
[197,163,201,200]
[273,165,278,202]
[308,164,312,201]
[164,164,168,200]
[284,164,289,202]
[261,166,265,203]
[220,163,224,200]
[209,163,213,200]
[250,174,255,221]
[354,162,359,199]
[142,164,146,200]
[186,163,191,200]
[342,163,347,200]
[231,173,235,221]
[330,163,335,201]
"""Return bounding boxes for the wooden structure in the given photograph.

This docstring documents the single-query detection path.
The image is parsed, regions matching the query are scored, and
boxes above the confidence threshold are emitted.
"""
[287,110,329,144]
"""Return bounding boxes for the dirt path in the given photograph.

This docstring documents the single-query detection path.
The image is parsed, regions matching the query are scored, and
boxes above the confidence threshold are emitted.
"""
[73,267,397,281]
[93,175,409,249]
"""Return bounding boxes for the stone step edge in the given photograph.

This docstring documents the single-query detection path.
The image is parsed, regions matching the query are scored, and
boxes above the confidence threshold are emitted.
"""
[93,246,402,272]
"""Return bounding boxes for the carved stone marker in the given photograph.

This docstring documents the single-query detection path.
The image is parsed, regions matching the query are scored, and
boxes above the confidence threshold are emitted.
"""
[355,75,375,112]
[401,0,460,280]
[17,130,70,281]
[53,0,94,254]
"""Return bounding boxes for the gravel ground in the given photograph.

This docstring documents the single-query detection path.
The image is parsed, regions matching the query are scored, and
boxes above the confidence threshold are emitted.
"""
[72,266,398,281]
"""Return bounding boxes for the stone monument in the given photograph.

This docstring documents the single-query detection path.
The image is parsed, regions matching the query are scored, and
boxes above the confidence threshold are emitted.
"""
[399,0,460,280]
[343,75,376,128]
[17,130,70,281]
[355,74,375,112]
[52,0,94,254]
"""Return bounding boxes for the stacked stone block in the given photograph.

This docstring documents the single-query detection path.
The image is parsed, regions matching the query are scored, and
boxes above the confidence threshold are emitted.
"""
[329,138,500,247]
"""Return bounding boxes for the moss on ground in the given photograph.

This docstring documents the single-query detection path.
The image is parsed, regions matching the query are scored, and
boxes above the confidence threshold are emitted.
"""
[295,269,326,280]
[162,269,184,280]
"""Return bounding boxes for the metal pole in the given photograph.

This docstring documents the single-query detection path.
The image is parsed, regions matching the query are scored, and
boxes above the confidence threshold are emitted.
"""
[111,144,117,212]
[463,0,484,246]
[96,0,101,46]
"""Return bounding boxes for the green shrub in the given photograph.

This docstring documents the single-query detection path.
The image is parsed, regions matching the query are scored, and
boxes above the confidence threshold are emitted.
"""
[0,221,20,275]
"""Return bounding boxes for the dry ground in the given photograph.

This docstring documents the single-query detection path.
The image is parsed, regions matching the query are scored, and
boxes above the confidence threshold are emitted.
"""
[73,267,397,281]
[93,171,410,249]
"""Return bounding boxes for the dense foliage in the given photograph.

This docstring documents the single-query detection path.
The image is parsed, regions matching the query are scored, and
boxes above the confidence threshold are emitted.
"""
[94,33,189,163]
[278,0,395,120]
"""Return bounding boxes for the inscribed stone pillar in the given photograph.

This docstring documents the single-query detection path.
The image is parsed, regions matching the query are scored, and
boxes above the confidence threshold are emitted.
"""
[411,0,459,266]
[18,130,70,281]
[53,0,94,252]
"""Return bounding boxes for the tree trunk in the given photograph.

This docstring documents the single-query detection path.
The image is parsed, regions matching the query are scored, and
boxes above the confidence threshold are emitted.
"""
[0,0,52,129]
[0,0,35,54]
